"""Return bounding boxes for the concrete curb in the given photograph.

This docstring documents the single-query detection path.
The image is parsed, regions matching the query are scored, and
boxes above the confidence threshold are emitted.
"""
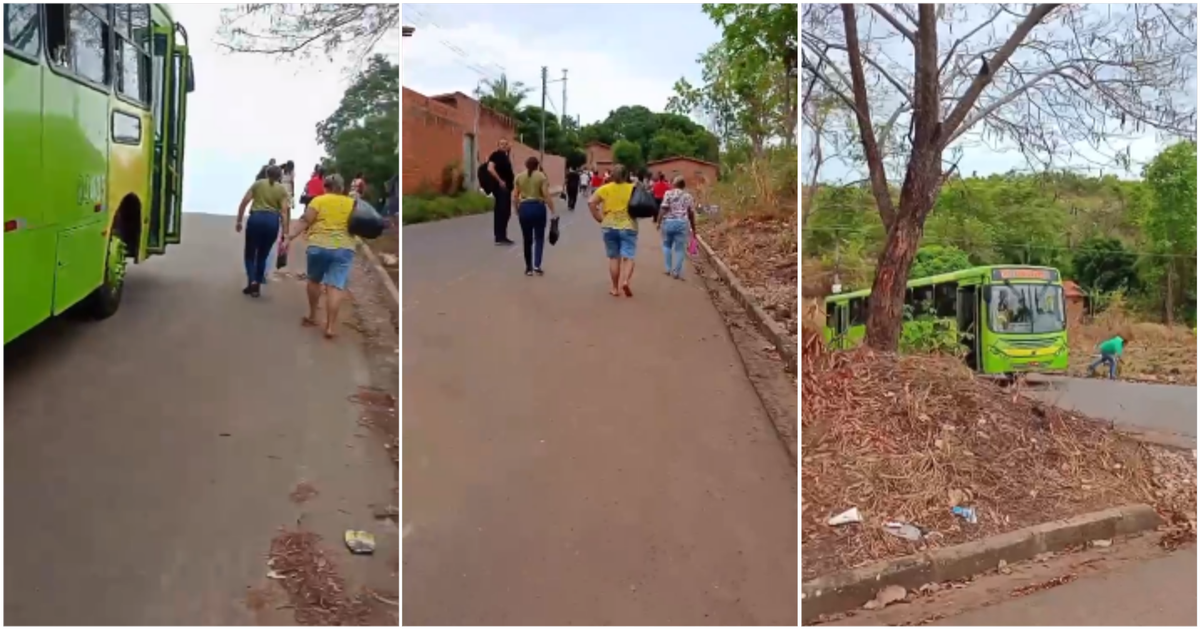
[800,503,1163,624]
[694,234,797,373]
[355,237,399,314]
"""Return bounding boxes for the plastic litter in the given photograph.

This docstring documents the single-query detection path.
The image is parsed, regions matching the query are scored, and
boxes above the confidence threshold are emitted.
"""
[344,529,376,554]
[883,521,925,541]
[827,507,862,526]
[952,506,978,524]
[862,584,907,610]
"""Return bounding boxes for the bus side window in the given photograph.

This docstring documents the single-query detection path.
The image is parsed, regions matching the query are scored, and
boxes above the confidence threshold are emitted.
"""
[4,4,40,57]
[826,302,837,331]
[935,283,957,317]
[910,286,934,317]
[849,297,868,327]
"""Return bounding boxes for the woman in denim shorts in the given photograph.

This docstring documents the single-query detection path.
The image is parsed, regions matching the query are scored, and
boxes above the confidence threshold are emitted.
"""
[285,173,356,340]
[588,165,638,297]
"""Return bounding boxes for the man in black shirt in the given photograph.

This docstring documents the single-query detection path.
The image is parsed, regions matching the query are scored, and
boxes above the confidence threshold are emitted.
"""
[485,139,515,245]
[565,167,580,211]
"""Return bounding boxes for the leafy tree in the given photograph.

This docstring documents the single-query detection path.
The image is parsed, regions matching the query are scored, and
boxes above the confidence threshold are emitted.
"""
[218,4,397,65]
[318,54,398,202]
[1142,140,1198,323]
[612,139,644,172]
[315,55,397,154]
[803,4,1197,349]
[910,245,972,279]
[480,73,532,119]
[1072,237,1140,294]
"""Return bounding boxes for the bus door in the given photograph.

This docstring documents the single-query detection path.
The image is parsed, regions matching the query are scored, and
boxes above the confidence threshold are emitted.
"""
[957,285,980,370]
[165,29,193,245]
[146,27,169,254]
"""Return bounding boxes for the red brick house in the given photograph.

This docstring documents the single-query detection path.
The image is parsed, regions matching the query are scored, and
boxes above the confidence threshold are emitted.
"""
[585,142,614,172]
[1062,279,1087,328]
[645,156,719,195]
[402,87,565,194]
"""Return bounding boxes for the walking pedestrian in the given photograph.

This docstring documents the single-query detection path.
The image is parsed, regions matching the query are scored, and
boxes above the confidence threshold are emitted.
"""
[485,139,516,245]
[235,164,291,297]
[302,165,325,208]
[513,156,556,276]
[286,174,356,340]
[655,176,697,280]
[265,160,298,279]
[588,165,638,297]
[565,166,580,211]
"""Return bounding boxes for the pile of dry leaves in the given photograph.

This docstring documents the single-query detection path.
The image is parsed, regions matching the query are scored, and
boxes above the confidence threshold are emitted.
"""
[268,529,371,625]
[699,215,798,341]
[801,330,1196,580]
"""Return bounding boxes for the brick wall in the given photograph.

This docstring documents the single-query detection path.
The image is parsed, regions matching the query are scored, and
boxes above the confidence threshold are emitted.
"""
[403,87,566,195]
[402,88,464,194]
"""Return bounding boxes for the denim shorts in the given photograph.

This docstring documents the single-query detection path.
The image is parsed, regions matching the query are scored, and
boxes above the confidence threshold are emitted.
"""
[306,246,354,289]
[601,227,638,259]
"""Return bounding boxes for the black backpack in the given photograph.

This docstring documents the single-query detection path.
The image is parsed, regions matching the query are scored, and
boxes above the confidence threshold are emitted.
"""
[477,163,494,194]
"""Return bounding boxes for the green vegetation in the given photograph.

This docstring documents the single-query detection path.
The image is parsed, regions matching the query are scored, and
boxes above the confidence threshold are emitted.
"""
[805,143,1199,325]
[402,191,492,225]
[316,55,398,206]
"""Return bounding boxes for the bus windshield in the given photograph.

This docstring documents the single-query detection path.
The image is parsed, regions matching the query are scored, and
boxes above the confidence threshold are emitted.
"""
[989,284,1065,334]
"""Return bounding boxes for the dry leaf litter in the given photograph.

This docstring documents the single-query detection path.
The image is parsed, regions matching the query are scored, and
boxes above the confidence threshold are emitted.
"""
[801,329,1196,580]
[268,529,371,625]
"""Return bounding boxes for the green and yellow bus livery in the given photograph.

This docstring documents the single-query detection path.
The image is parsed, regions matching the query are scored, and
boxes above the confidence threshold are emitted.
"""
[4,3,194,344]
[824,266,1070,376]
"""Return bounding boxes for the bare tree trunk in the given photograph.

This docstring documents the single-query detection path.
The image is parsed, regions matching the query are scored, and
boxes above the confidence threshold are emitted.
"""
[1165,262,1175,325]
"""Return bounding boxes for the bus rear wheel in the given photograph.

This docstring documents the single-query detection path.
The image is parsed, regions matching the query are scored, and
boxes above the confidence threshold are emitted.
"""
[83,231,129,319]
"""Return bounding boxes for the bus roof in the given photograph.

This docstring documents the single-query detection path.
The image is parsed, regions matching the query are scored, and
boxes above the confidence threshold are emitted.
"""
[825,265,1061,302]
[154,3,175,23]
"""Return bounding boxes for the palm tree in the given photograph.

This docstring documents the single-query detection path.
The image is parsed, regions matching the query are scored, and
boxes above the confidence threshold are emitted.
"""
[479,73,532,118]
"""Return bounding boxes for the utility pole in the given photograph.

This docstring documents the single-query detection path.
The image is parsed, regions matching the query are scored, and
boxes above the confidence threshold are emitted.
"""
[540,66,547,165]
[561,68,568,128]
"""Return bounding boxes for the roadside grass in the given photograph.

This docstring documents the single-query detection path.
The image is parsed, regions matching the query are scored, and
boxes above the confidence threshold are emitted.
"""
[697,148,799,340]
[402,191,492,225]
[1069,302,1196,384]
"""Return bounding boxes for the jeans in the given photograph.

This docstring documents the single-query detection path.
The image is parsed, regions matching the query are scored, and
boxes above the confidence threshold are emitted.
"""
[244,211,280,285]
[661,218,689,277]
[306,246,355,290]
[1088,353,1118,379]
[493,189,512,242]
[517,199,548,270]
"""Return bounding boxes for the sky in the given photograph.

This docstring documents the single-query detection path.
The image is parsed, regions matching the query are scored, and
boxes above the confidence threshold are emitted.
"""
[173,4,398,215]
[803,4,1198,183]
[400,3,721,127]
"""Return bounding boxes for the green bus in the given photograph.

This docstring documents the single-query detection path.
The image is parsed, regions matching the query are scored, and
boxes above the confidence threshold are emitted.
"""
[824,266,1069,375]
[4,4,194,344]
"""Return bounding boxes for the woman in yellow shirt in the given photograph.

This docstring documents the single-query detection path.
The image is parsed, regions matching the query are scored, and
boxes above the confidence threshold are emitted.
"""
[235,165,291,297]
[285,173,356,339]
[511,156,556,276]
[588,165,637,297]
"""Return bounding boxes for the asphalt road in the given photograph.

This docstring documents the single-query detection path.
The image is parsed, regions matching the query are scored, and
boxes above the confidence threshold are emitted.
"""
[402,203,798,625]
[4,213,397,624]
[934,547,1197,626]
[1027,376,1197,439]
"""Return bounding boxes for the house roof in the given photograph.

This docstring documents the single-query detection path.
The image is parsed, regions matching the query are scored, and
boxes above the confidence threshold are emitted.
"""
[585,141,611,149]
[1062,280,1086,298]
[646,155,720,168]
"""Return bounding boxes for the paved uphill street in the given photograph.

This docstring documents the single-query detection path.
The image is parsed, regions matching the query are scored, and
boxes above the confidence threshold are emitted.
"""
[402,202,799,625]
[4,213,398,624]
[1028,376,1198,445]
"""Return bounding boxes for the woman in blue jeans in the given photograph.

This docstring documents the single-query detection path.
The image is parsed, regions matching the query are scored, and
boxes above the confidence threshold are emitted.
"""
[512,155,555,276]
[235,165,291,297]
[655,176,697,279]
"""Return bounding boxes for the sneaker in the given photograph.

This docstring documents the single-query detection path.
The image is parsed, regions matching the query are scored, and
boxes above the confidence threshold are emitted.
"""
[524,269,534,277]
[242,285,253,295]
[249,283,261,298]
[496,239,515,246]
[534,268,544,276]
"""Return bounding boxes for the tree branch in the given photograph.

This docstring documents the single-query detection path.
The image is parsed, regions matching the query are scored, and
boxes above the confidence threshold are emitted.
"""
[938,8,1003,80]
[841,4,897,226]
[940,4,1061,150]
[868,3,915,43]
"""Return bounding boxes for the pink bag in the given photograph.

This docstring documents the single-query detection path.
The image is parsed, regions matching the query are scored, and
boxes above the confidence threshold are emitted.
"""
[687,235,699,257]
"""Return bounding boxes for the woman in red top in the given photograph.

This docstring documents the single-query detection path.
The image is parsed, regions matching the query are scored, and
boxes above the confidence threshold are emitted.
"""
[590,171,603,189]
[303,166,325,206]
